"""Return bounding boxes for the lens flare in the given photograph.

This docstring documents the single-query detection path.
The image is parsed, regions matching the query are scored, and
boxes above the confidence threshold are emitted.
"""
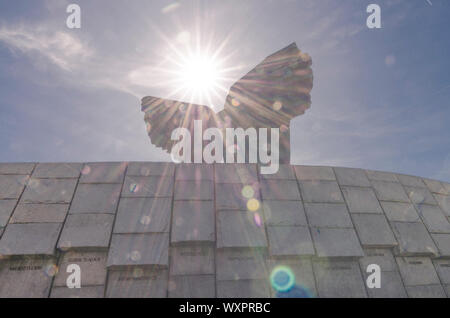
[247,198,260,211]
[270,266,295,292]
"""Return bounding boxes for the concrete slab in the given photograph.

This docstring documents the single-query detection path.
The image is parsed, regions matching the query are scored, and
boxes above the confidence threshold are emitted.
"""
[380,202,421,223]
[334,167,371,187]
[107,233,169,268]
[0,200,17,227]
[106,268,168,298]
[365,170,398,182]
[171,201,214,243]
[174,180,213,200]
[69,183,121,214]
[404,186,437,205]
[267,226,314,256]
[299,181,344,203]
[371,180,410,203]
[80,162,127,184]
[431,234,450,256]
[263,200,307,227]
[32,163,82,178]
[127,162,174,177]
[0,163,35,175]
[260,180,301,200]
[391,222,438,256]
[313,259,367,298]
[259,164,295,180]
[311,227,364,257]
[122,176,173,198]
[0,223,61,256]
[352,214,397,247]
[217,279,271,298]
[216,248,268,281]
[397,174,426,188]
[423,179,447,195]
[216,183,261,211]
[406,285,447,298]
[342,187,383,214]
[50,286,104,298]
[176,164,213,181]
[0,175,28,199]
[396,257,440,286]
[364,271,407,298]
[215,164,258,183]
[53,251,107,287]
[170,244,215,276]
[304,203,353,228]
[21,178,77,203]
[434,194,450,217]
[416,204,450,233]
[0,258,56,297]
[10,203,68,223]
[217,211,267,248]
[294,166,336,181]
[114,197,172,234]
[168,275,215,298]
[359,248,398,272]
[433,259,450,284]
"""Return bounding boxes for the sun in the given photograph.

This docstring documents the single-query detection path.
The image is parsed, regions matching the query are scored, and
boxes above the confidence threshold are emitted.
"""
[179,53,221,97]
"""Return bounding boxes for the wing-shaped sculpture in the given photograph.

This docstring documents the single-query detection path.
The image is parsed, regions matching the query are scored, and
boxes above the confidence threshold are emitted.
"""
[141,42,313,163]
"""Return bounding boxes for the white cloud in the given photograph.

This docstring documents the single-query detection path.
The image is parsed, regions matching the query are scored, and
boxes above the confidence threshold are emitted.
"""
[0,25,93,71]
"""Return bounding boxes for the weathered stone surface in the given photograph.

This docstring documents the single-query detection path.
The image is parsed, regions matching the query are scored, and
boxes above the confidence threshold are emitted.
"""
[0,200,16,226]
[0,175,28,199]
[260,164,295,180]
[364,271,407,298]
[168,275,215,298]
[299,181,344,203]
[416,205,450,233]
[170,245,214,275]
[260,180,301,200]
[106,268,168,298]
[216,248,268,280]
[433,259,450,284]
[80,162,127,184]
[127,162,174,177]
[391,222,438,256]
[58,214,113,250]
[342,187,382,214]
[267,258,317,296]
[107,233,169,268]
[313,259,367,298]
[0,163,35,175]
[397,174,426,188]
[217,280,271,298]
[431,234,450,256]
[0,223,61,256]
[122,176,173,198]
[359,248,397,272]
[114,197,171,234]
[311,228,363,257]
[32,163,82,178]
[0,258,56,297]
[216,183,261,211]
[53,251,107,287]
[215,164,258,183]
[294,166,336,181]
[371,180,410,203]
[352,214,397,247]
[217,211,267,248]
[396,257,440,286]
[50,286,104,298]
[404,186,437,205]
[21,178,77,203]
[334,167,371,187]
[70,183,121,215]
[174,180,213,200]
[267,226,314,256]
[304,203,352,228]
[365,170,398,182]
[176,163,213,181]
[423,179,447,195]
[380,202,421,222]
[434,194,450,216]
[263,200,307,227]
[405,285,447,298]
[10,203,68,223]
[171,201,214,243]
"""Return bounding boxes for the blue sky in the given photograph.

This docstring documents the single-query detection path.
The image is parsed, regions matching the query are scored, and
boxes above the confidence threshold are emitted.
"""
[0,0,449,181]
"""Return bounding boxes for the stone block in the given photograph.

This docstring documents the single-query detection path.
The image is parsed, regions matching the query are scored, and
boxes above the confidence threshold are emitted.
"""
[334,167,371,187]
[423,179,447,195]
[216,248,268,281]
[216,183,261,211]
[0,200,17,227]
[176,164,213,181]
[10,203,68,223]
[168,275,215,298]
[431,234,450,256]
[433,259,450,284]
[299,181,344,203]
[294,166,336,181]
[174,180,213,200]
[359,248,397,272]
[397,174,426,188]
[170,244,214,276]
[364,271,407,298]
[404,186,437,205]
[259,164,295,180]
[80,162,127,184]
[311,227,364,257]
[50,286,104,298]
[69,183,121,214]
[396,257,440,286]
[371,180,410,203]
[32,163,82,178]
[127,162,174,177]
[380,202,420,222]
[260,180,301,200]
[171,201,214,243]
[0,163,35,175]
[267,226,314,256]
[0,175,28,199]
[217,280,271,298]
[352,214,397,247]
[365,170,398,182]
[434,194,450,216]
[342,187,383,214]
[391,222,438,256]
[21,178,77,203]
[217,211,267,248]
[215,164,258,183]
[106,268,168,298]
[406,285,447,298]
[416,205,450,233]
[262,200,307,227]
[122,176,173,198]
[304,203,352,228]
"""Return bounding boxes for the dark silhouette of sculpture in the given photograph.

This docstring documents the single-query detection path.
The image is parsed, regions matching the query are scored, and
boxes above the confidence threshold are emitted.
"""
[141,42,313,164]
